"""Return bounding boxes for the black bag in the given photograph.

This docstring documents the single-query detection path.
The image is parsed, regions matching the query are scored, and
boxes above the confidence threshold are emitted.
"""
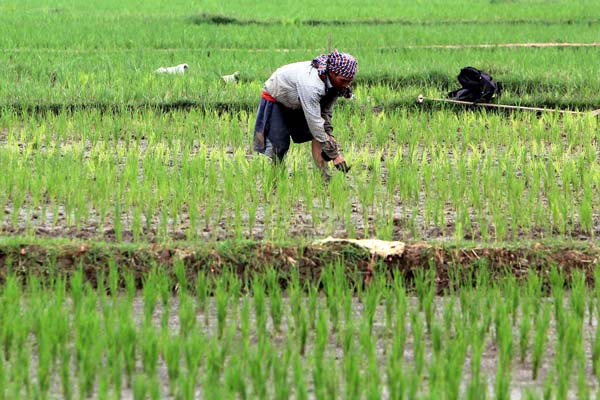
[448,67,502,102]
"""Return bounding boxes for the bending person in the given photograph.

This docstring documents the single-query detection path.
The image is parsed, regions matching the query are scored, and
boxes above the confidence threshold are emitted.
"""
[254,49,357,174]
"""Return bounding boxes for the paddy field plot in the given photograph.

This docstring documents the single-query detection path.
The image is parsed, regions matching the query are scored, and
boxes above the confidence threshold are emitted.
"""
[2,0,600,398]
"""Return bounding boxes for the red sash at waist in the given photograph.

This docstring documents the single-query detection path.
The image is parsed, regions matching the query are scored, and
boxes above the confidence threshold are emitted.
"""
[261,91,277,103]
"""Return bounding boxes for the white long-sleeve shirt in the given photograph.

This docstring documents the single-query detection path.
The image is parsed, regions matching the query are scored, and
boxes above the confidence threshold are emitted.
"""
[263,61,339,159]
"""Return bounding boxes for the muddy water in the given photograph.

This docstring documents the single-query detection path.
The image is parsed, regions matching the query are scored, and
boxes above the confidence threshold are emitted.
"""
[2,195,596,244]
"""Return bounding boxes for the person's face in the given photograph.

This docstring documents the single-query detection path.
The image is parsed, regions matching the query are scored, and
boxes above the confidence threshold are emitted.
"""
[328,71,353,88]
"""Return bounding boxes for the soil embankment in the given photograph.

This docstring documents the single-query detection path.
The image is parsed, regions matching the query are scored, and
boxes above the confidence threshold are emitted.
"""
[1,239,598,290]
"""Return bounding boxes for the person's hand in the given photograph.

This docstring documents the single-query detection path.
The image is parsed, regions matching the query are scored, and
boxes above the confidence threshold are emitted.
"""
[320,150,333,162]
[333,156,351,173]
[320,136,340,162]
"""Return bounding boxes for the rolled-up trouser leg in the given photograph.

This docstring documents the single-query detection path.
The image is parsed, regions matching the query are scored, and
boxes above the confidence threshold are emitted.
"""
[253,98,292,161]
[263,138,275,159]
[253,98,271,155]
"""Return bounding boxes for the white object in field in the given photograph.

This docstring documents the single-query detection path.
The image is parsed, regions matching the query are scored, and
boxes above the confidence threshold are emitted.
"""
[155,64,189,74]
[314,237,405,258]
[222,71,240,83]
[417,94,424,103]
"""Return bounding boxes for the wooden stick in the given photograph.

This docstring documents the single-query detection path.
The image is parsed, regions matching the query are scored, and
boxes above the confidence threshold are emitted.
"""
[417,94,593,116]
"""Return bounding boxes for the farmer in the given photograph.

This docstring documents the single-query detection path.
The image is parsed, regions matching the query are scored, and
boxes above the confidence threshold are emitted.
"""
[253,49,357,174]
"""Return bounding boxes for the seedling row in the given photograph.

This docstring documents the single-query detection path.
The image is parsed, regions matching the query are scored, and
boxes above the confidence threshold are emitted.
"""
[1,262,599,399]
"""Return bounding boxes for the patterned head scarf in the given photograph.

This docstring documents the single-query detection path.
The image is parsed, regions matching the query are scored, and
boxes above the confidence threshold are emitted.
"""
[311,49,357,98]
[312,49,358,79]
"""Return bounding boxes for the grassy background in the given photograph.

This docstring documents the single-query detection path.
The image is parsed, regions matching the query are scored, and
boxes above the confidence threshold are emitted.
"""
[1,0,600,109]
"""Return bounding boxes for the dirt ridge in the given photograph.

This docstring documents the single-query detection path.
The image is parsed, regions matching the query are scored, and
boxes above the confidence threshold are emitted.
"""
[1,240,598,290]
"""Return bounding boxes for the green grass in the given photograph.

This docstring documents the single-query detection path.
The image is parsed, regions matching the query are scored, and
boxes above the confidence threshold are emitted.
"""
[4,0,600,23]
[1,0,600,109]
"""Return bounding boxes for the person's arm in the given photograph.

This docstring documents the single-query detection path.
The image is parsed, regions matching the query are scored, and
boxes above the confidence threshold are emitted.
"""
[321,95,336,136]
[297,84,340,160]
[320,94,348,169]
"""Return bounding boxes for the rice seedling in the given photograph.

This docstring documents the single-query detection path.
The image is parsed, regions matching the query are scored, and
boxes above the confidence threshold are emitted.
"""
[195,270,210,326]
[549,266,566,343]
[532,302,552,380]
[214,273,230,338]
[443,293,456,336]
[296,306,309,356]
[177,373,196,400]
[445,328,468,400]
[159,333,180,397]
[570,270,587,323]
[543,369,554,400]
[60,344,73,400]
[392,277,408,367]
[266,267,283,333]
[519,293,533,363]
[97,367,110,400]
[179,291,197,341]
[414,266,436,332]
[273,339,293,400]
[293,351,308,400]
[174,259,189,295]
[365,347,380,400]
[306,282,319,331]
[343,335,362,399]
[70,267,84,314]
[10,338,32,398]
[35,324,52,398]
[288,267,304,317]
[240,293,252,347]
[105,331,123,399]
[142,268,159,325]
[577,362,590,400]
[182,330,203,398]
[466,321,488,400]
[312,308,330,399]
[224,344,247,398]
[253,274,268,337]
[429,320,445,397]
[124,271,136,307]
[132,373,148,400]
[0,354,5,400]
[410,307,426,387]
[120,312,137,388]
[249,336,272,399]
[387,353,406,400]
[321,264,340,332]
[363,273,383,334]
[140,322,159,379]
[205,336,225,399]
[495,301,513,400]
